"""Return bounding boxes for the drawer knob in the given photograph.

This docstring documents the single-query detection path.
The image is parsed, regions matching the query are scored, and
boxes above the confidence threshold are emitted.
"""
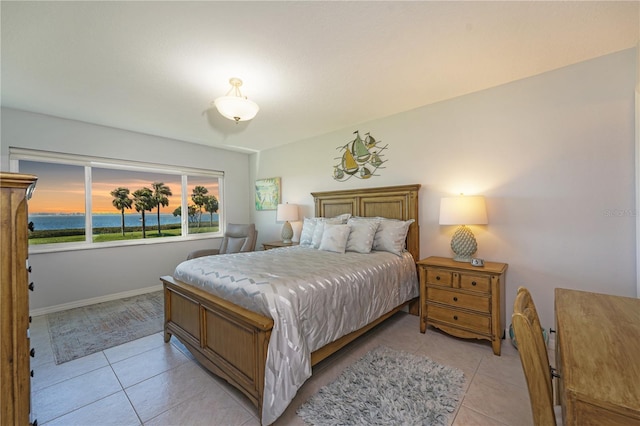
[31,369,34,377]
[453,315,458,321]
[471,281,477,286]
[29,282,35,291]
[30,348,35,357]
[453,297,458,302]
[436,276,441,281]
[28,265,32,273]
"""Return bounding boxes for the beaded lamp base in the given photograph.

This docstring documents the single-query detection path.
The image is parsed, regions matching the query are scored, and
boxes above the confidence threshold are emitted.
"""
[451,225,477,262]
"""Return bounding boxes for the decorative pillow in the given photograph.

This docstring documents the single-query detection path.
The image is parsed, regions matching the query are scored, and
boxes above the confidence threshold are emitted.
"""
[301,214,351,247]
[372,218,415,256]
[333,213,351,223]
[311,218,343,248]
[299,217,317,247]
[346,218,380,253]
[318,224,351,253]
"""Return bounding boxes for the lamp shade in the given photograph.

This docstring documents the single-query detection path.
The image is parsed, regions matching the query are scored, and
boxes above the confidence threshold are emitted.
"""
[276,203,299,222]
[439,196,488,225]
[214,96,259,122]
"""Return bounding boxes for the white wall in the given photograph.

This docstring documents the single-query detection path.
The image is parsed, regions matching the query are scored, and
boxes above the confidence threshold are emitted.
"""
[636,32,640,298]
[251,48,638,331]
[1,108,251,312]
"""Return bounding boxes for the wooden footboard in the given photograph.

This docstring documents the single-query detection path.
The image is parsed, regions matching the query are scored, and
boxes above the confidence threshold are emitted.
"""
[162,275,273,412]
[162,274,416,419]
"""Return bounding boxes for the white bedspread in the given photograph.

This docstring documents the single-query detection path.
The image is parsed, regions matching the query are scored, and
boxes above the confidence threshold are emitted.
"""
[173,245,418,425]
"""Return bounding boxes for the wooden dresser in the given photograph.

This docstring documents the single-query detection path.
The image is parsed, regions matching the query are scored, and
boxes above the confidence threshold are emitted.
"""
[1,172,37,426]
[417,256,507,355]
[555,288,640,424]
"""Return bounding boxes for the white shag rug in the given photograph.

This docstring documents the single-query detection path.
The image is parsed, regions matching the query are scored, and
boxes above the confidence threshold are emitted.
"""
[297,346,465,426]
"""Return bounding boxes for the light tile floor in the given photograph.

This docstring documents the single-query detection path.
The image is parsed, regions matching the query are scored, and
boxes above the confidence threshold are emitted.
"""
[30,312,538,425]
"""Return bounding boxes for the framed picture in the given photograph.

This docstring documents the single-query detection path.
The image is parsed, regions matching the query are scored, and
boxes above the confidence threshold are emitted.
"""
[255,177,281,210]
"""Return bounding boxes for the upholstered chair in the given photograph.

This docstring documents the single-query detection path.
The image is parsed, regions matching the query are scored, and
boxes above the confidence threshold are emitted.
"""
[187,223,257,260]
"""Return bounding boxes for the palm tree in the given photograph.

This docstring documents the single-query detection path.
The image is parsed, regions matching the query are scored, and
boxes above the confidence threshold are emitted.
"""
[110,187,132,236]
[191,186,209,228]
[132,187,156,238]
[151,182,172,235]
[173,205,198,224]
[204,195,219,227]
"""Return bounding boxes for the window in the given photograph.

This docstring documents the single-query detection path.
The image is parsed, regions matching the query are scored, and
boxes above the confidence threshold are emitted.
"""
[11,149,223,251]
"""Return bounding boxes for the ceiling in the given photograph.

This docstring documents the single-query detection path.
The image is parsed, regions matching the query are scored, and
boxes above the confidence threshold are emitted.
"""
[2,1,638,153]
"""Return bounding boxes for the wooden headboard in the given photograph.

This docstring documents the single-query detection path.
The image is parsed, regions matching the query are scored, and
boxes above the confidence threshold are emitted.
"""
[311,184,421,261]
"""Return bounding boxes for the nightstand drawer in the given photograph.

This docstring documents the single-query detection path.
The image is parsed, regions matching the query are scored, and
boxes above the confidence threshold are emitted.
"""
[460,274,490,293]
[426,268,454,287]
[427,287,490,313]
[427,304,491,335]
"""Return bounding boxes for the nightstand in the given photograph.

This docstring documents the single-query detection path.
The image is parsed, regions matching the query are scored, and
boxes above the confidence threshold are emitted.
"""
[417,256,508,355]
[262,241,299,250]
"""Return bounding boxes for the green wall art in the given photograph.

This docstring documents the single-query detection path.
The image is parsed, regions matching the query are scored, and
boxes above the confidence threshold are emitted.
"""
[333,130,388,181]
[255,177,281,210]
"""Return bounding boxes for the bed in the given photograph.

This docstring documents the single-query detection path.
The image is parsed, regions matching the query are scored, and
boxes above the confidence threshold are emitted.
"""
[160,184,421,424]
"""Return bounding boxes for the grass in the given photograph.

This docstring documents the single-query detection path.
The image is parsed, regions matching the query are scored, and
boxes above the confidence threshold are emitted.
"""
[29,225,219,245]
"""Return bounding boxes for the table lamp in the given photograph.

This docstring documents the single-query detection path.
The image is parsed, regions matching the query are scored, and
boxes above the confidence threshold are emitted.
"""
[276,203,299,244]
[439,195,488,262]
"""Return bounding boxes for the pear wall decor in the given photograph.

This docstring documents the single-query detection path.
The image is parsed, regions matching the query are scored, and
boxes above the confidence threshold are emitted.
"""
[333,130,388,181]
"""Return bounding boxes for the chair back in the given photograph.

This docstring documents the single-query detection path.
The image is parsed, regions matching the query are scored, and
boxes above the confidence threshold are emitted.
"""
[512,286,556,426]
[219,223,257,254]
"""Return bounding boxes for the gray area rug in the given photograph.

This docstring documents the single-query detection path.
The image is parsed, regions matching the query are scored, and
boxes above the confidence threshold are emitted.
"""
[297,346,465,426]
[46,291,164,364]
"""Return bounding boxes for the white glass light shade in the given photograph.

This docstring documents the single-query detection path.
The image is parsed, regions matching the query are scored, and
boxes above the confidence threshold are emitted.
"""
[214,96,259,122]
[439,196,488,225]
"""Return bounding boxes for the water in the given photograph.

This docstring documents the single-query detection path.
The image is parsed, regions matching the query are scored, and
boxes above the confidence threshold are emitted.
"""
[29,213,219,230]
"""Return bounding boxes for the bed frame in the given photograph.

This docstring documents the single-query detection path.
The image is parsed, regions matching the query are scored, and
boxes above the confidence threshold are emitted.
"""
[160,184,421,419]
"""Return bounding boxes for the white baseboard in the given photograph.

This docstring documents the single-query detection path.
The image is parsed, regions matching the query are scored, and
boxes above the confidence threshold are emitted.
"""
[30,284,163,317]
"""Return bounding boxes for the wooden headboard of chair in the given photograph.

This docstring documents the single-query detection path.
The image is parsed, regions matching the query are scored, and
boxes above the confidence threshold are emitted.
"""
[311,184,421,261]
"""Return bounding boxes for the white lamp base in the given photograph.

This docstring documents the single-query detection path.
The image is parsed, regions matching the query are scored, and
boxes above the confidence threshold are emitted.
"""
[451,225,477,262]
[281,221,293,244]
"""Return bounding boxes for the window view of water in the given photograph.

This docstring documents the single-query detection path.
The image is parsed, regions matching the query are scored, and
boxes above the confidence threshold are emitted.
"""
[29,213,219,231]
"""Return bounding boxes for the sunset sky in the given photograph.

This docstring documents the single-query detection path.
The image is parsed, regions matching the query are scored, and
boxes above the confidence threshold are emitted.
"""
[21,161,219,214]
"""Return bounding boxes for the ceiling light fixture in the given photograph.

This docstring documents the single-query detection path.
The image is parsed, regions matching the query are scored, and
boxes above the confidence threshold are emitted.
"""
[213,77,259,123]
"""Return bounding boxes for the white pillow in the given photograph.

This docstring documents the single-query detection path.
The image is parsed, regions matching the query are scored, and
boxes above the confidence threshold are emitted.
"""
[333,213,352,223]
[299,217,317,247]
[318,224,351,253]
[346,218,380,253]
[311,218,343,248]
[301,213,351,247]
[372,218,415,256]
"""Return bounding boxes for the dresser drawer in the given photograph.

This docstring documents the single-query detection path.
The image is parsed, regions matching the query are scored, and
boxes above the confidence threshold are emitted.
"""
[426,268,454,287]
[427,304,491,335]
[427,287,490,313]
[460,274,490,293]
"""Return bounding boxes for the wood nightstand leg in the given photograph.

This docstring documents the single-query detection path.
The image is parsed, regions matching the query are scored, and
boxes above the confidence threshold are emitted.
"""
[420,314,427,333]
[492,339,501,356]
